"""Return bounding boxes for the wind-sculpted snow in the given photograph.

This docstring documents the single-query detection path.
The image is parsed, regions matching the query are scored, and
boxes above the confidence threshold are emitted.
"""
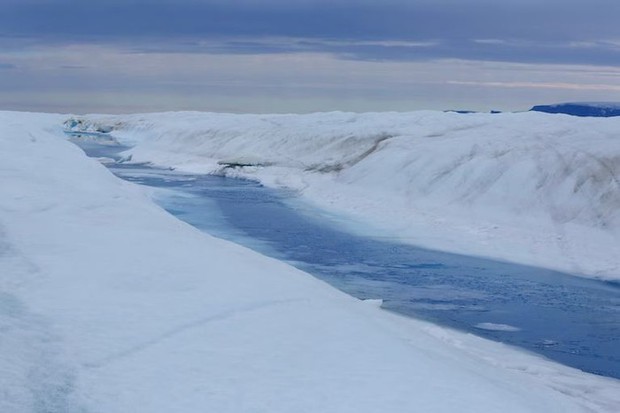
[68,111,620,280]
[3,111,620,411]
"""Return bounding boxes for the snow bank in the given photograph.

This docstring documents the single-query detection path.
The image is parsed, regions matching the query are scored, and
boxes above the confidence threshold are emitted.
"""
[3,111,620,411]
[67,111,620,281]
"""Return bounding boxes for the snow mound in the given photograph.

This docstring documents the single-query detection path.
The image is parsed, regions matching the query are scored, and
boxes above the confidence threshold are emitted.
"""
[70,111,620,280]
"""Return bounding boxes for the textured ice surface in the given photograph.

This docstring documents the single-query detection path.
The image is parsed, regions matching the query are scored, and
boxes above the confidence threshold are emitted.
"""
[2,111,619,412]
[68,110,620,281]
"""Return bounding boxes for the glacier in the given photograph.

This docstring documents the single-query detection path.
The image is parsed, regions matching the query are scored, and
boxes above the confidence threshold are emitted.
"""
[2,110,619,412]
[67,110,620,281]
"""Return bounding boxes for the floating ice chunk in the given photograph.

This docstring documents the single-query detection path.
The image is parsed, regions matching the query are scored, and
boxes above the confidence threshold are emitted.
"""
[475,322,521,332]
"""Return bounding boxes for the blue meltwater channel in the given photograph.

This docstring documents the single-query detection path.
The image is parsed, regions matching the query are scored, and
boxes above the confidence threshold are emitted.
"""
[74,138,620,379]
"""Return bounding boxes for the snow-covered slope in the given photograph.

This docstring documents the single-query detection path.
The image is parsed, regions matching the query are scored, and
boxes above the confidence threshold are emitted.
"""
[3,111,620,411]
[67,111,620,281]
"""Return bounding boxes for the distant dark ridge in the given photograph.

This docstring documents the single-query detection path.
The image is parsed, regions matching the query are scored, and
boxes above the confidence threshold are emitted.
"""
[530,103,620,117]
[444,110,502,114]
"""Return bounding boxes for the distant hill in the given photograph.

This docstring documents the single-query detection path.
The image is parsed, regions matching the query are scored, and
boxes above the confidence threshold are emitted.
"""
[530,102,620,117]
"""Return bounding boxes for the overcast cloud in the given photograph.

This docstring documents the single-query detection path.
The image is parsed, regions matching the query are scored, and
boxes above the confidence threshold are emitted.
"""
[1,0,619,113]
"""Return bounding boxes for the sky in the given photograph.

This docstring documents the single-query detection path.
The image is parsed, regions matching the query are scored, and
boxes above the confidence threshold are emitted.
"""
[1,0,620,114]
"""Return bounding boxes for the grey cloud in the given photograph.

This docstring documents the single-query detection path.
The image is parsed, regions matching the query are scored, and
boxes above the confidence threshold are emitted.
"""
[123,36,620,67]
[4,1,620,68]
[2,1,619,42]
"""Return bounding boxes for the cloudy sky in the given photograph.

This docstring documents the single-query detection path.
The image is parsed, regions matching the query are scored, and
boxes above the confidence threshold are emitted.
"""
[1,0,619,113]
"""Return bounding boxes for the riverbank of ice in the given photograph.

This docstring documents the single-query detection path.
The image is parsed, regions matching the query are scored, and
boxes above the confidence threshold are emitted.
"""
[67,111,620,281]
[3,111,620,411]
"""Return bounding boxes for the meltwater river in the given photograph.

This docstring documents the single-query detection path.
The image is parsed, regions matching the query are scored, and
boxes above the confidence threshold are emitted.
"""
[74,138,620,379]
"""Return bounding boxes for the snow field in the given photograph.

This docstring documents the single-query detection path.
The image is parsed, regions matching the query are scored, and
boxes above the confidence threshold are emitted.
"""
[68,110,620,280]
[1,111,619,412]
